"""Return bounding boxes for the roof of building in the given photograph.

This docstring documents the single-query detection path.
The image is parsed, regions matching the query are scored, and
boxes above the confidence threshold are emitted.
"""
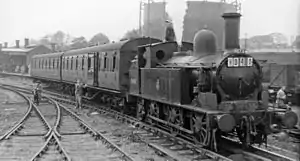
[1,48,33,53]
[0,44,50,54]
[248,48,300,53]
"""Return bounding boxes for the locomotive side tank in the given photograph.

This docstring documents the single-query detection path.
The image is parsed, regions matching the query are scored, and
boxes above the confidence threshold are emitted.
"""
[129,11,298,150]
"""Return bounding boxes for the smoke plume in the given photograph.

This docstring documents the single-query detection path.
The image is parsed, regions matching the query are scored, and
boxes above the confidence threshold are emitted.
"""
[166,0,187,46]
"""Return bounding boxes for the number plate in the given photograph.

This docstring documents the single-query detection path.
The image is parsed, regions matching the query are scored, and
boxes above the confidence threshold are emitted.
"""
[227,57,253,67]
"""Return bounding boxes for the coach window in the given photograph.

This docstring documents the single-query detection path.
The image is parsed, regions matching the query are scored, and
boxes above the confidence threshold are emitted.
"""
[103,54,106,70]
[64,58,66,70]
[66,57,69,70]
[62,58,65,69]
[56,58,59,69]
[82,55,85,70]
[75,56,78,70]
[112,52,117,71]
[98,54,101,71]
[107,54,110,72]
[70,57,73,70]
[88,54,91,71]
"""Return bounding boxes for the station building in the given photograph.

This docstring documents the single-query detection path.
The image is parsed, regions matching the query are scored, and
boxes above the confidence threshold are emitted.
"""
[0,39,52,73]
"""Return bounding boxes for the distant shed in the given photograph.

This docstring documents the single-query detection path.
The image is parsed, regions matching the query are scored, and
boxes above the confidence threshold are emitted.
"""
[0,39,52,67]
[248,49,300,91]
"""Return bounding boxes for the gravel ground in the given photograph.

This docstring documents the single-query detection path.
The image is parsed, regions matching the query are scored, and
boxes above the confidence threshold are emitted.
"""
[0,88,29,136]
[61,103,170,161]
[267,106,300,153]
[1,76,299,159]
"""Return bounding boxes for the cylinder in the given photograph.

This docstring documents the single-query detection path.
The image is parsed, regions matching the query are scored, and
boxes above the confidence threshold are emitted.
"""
[216,114,236,132]
[277,111,298,129]
[222,12,241,50]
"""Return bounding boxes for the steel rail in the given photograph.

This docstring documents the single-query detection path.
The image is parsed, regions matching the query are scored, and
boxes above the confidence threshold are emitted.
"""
[57,103,135,161]
[2,82,298,161]
[0,85,33,141]
[29,130,72,161]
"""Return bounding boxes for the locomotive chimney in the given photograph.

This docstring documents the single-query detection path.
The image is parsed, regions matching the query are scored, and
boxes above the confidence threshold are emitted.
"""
[4,42,8,48]
[24,38,29,47]
[222,12,241,50]
[15,40,20,48]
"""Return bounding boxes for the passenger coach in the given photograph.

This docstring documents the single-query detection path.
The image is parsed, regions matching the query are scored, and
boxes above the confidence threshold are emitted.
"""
[31,37,162,96]
[31,52,63,82]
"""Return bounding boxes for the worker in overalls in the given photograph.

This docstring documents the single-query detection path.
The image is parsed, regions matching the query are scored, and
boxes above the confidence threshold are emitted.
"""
[276,86,286,108]
[33,81,42,105]
[75,79,86,109]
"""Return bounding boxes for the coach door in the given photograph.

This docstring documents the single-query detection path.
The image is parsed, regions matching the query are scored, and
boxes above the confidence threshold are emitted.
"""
[93,52,99,86]
[87,53,94,85]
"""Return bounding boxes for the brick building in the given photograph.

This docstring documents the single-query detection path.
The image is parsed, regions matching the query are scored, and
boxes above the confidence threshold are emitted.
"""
[0,38,52,72]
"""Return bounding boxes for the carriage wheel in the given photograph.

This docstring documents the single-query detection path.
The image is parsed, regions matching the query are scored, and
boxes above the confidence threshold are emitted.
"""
[146,102,159,125]
[136,99,146,121]
[168,107,183,136]
[190,113,209,146]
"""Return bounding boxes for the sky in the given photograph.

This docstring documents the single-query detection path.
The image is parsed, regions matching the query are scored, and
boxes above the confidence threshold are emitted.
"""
[0,0,298,46]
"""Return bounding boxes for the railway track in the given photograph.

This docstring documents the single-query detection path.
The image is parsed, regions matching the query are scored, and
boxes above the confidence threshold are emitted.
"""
[0,86,51,160]
[287,128,300,143]
[0,86,135,161]
[1,83,299,161]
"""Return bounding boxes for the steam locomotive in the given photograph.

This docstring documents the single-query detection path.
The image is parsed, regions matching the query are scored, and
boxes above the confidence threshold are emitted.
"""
[30,12,298,151]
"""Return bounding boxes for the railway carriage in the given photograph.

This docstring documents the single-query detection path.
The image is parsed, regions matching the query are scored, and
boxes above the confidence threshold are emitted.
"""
[62,49,89,85]
[31,52,63,82]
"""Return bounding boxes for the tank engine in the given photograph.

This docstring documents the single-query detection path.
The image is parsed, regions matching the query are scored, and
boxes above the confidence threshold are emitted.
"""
[129,12,298,150]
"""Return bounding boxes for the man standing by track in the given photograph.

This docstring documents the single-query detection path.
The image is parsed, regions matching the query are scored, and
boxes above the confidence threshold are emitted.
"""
[75,79,87,110]
[33,81,42,105]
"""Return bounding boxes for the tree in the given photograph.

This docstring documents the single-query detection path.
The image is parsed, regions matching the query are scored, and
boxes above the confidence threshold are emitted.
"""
[69,36,88,50]
[51,31,65,46]
[122,29,141,40]
[89,33,110,46]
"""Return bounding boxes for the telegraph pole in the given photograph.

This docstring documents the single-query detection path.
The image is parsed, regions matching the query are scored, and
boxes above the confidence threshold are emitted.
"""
[139,1,142,36]
[147,0,151,37]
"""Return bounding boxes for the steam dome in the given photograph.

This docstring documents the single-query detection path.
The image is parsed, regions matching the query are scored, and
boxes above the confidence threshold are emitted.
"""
[193,29,217,57]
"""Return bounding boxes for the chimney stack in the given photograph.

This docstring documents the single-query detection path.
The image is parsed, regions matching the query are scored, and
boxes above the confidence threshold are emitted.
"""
[15,40,20,48]
[4,42,8,48]
[222,12,241,50]
[50,43,56,52]
[24,38,29,47]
